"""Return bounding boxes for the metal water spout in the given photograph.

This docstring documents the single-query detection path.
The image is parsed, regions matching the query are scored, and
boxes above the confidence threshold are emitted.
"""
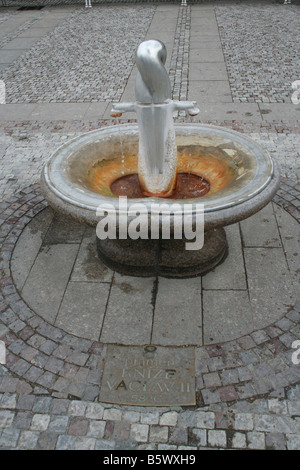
[111,39,199,196]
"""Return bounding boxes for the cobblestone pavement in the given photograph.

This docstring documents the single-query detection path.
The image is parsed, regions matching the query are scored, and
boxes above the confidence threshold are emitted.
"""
[0,0,300,451]
[1,6,156,103]
[216,2,300,103]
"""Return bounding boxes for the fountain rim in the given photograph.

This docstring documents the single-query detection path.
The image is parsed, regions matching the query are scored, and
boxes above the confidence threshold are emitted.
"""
[41,123,279,224]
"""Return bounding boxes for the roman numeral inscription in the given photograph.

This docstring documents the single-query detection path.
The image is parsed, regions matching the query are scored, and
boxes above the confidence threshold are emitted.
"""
[99,345,196,406]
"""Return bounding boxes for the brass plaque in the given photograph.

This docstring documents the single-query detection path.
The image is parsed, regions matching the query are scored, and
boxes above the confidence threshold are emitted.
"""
[99,345,195,406]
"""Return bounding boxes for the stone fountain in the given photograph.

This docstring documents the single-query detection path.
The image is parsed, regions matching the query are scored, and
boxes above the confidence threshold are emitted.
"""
[41,39,280,278]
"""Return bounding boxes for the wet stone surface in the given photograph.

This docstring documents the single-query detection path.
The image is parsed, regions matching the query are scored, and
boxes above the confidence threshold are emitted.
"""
[9,198,299,346]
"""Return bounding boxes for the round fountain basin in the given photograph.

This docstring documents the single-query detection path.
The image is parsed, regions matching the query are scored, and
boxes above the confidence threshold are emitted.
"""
[41,123,280,232]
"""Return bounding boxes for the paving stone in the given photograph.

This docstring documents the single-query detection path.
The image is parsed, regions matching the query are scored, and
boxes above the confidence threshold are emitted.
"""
[16,394,35,411]
[32,397,52,414]
[273,204,300,298]
[18,430,39,449]
[21,244,79,323]
[74,436,96,450]
[48,415,69,434]
[103,408,122,422]
[0,410,14,428]
[10,208,53,291]
[0,427,20,448]
[152,277,202,346]
[130,423,149,443]
[169,427,188,445]
[203,372,221,388]
[202,223,247,290]
[159,411,178,427]
[36,431,59,450]
[56,434,76,450]
[100,274,155,344]
[68,417,89,436]
[247,431,266,450]
[254,414,275,433]
[286,434,300,451]
[203,290,253,344]
[149,425,169,443]
[71,227,114,283]
[140,412,159,425]
[265,432,286,450]
[195,411,215,430]
[240,203,281,248]
[30,414,50,432]
[244,247,296,329]
[68,401,86,417]
[85,402,104,420]
[231,432,247,449]
[86,421,106,439]
[207,430,227,448]
[56,281,110,341]
[43,213,85,245]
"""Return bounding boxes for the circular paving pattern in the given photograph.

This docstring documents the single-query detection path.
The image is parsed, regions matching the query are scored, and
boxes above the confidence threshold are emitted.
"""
[0,182,299,405]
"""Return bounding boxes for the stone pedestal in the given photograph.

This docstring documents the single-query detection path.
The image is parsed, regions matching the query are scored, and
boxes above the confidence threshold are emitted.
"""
[96,227,228,278]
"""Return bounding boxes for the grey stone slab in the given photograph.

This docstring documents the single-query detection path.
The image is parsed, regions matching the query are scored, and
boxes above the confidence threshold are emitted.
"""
[85,102,110,120]
[71,227,114,283]
[189,62,228,81]
[152,277,202,346]
[29,18,65,28]
[43,213,86,245]
[100,274,155,345]
[190,23,219,34]
[190,38,223,50]
[2,38,39,50]
[197,103,261,122]
[21,244,79,323]
[203,290,254,344]
[244,247,297,329]
[11,208,54,291]
[56,281,110,340]
[188,80,232,104]
[0,50,24,64]
[17,28,54,38]
[0,13,42,39]
[0,104,38,121]
[273,204,300,298]
[259,103,300,122]
[189,49,225,63]
[99,344,196,406]
[190,6,216,16]
[240,203,282,248]
[202,223,247,290]
[29,103,90,121]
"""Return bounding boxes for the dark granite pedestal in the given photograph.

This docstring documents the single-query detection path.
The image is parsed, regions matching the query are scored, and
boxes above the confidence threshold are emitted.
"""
[96,227,228,278]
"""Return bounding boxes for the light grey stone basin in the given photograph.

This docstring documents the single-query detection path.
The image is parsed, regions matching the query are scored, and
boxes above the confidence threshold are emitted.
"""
[40,123,280,277]
[41,123,280,227]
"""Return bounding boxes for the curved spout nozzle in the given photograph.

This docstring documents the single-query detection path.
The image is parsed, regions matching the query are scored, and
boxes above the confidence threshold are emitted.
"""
[110,102,136,118]
[173,100,200,116]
